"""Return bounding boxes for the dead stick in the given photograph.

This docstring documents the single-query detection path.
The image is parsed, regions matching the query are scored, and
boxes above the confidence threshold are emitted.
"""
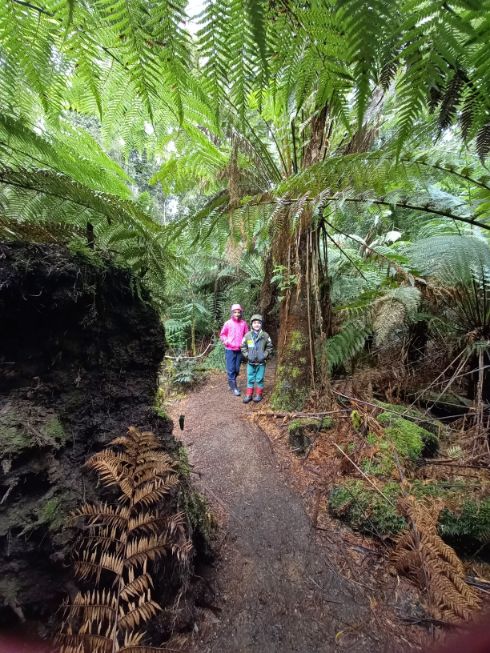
[333,443,396,507]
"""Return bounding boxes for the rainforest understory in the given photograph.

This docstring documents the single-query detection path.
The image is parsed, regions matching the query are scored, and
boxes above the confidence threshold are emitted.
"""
[2,0,490,650]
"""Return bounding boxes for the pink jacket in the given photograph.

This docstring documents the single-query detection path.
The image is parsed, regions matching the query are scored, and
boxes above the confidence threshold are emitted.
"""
[220,318,249,351]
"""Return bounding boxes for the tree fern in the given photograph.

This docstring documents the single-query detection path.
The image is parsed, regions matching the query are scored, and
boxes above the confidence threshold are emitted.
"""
[409,234,490,335]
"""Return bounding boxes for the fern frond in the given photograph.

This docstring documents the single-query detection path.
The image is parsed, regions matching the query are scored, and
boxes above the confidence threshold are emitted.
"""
[71,502,130,528]
[132,477,179,508]
[393,497,480,623]
[120,574,154,601]
[117,593,162,631]
[327,320,372,373]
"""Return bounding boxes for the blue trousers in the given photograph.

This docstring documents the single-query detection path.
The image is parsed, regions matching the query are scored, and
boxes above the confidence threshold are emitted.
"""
[225,349,242,384]
[247,363,266,389]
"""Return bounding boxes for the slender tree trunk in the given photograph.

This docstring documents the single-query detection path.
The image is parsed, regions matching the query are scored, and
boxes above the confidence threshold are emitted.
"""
[259,248,279,342]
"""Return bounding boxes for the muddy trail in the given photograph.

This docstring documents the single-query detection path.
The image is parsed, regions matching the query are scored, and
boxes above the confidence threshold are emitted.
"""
[169,368,426,653]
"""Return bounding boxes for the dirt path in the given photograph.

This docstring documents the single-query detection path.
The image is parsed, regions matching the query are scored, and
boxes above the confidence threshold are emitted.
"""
[169,370,416,653]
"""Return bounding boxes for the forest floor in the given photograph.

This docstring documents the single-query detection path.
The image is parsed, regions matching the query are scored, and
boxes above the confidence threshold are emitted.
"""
[166,366,436,653]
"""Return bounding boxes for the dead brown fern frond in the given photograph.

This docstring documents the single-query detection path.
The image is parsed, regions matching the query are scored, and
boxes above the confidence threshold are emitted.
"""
[58,427,193,653]
[392,497,481,623]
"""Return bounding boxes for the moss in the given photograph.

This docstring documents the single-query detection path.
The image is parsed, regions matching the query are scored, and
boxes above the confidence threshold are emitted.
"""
[289,366,302,379]
[377,413,425,460]
[180,487,216,541]
[270,367,308,411]
[439,498,490,548]
[373,400,446,438]
[2,426,30,455]
[289,330,306,352]
[321,416,334,429]
[329,478,490,550]
[270,332,311,410]
[0,403,67,454]
[38,496,65,532]
[288,418,315,433]
[359,415,435,478]
[154,405,168,420]
[351,410,362,430]
[361,440,397,477]
[377,412,438,459]
[329,480,406,538]
[177,445,191,478]
[45,416,66,444]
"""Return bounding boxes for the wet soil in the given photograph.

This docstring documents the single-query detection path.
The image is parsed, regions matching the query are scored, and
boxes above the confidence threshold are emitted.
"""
[168,368,431,653]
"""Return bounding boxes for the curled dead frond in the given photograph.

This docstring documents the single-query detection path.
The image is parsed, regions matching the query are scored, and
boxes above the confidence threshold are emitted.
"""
[392,497,481,623]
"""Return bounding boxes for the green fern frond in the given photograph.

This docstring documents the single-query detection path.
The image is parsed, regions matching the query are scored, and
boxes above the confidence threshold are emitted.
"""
[327,320,372,373]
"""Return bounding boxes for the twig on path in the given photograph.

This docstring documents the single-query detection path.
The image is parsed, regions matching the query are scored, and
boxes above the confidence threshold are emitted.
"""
[307,576,343,603]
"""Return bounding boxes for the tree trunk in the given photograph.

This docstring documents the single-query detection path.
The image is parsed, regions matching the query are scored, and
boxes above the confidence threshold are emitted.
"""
[270,94,384,410]
[259,248,279,342]
[269,107,332,410]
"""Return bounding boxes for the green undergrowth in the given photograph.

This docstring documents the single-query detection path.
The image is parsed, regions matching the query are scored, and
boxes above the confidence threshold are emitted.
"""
[271,331,308,411]
[329,478,490,550]
[201,341,226,371]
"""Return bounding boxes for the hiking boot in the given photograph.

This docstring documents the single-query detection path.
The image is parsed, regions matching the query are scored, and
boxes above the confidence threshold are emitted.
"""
[253,388,263,403]
[233,387,241,396]
[243,389,253,403]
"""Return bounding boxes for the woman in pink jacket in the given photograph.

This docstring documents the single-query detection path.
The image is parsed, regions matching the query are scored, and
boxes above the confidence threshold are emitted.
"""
[220,304,249,396]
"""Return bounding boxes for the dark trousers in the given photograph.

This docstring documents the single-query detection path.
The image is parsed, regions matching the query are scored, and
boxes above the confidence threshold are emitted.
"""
[225,348,242,385]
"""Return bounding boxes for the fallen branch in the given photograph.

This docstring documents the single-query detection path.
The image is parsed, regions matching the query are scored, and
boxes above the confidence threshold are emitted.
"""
[421,459,488,470]
[466,576,490,593]
[256,409,349,418]
[165,340,214,361]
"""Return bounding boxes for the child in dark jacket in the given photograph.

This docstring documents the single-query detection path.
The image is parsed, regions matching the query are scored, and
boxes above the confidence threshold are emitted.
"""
[240,314,273,403]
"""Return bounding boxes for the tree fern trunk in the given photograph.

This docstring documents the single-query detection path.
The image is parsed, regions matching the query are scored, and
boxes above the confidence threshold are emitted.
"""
[270,107,332,410]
